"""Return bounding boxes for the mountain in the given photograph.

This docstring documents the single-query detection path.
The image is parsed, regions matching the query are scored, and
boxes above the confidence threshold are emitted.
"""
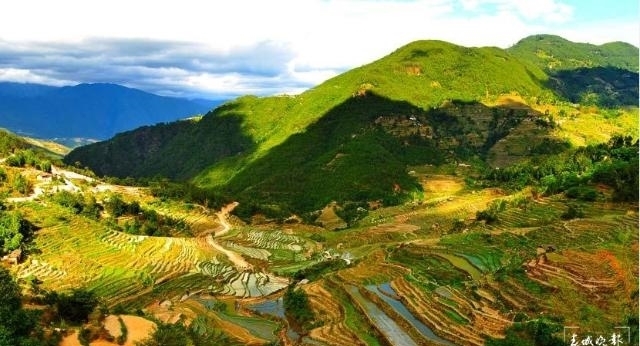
[507,34,639,107]
[65,36,639,217]
[507,34,639,72]
[0,82,223,141]
[0,128,69,159]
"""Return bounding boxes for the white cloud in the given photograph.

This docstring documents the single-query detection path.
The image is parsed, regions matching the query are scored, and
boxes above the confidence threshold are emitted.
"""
[0,0,634,98]
[0,68,76,86]
[493,0,573,23]
[557,20,640,46]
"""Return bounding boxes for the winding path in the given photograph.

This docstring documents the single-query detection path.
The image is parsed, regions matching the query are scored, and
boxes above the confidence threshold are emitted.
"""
[206,202,252,271]
[214,201,239,237]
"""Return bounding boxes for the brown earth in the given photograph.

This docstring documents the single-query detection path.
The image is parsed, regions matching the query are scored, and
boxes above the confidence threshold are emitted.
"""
[59,315,155,346]
[305,281,365,345]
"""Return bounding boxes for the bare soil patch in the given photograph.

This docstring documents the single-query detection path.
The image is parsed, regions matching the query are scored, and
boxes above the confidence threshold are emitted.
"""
[59,315,155,346]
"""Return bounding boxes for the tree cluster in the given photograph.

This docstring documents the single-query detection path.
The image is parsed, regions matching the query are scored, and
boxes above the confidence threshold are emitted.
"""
[136,320,242,346]
[283,285,316,331]
[483,135,638,202]
[104,194,190,237]
[5,149,52,173]
[0,268,61,346]
[0,210,32,253]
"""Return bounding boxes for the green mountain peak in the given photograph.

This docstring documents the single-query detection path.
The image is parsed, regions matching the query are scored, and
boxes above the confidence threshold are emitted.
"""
[64,35,639,218]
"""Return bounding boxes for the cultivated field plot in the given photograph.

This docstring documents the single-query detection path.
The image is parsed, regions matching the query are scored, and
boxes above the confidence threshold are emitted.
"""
[15,205,220,304]
[288,190,637,345]
[6,172,638,346]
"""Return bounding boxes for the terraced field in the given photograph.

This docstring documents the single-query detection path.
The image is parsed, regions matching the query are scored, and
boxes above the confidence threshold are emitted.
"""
[287,181,636,345]
[10,199,279,309]
[14,206,221,304]
[5,168,637,346]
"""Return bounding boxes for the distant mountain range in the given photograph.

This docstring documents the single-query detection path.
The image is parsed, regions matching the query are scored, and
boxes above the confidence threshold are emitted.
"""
[0,82,223,143]
[65,35,639,217]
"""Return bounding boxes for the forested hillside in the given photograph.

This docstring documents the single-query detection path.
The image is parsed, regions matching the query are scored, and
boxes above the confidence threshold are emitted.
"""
[65,36,639,217]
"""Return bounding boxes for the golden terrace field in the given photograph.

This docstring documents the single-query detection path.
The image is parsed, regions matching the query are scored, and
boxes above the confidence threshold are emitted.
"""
[0,34,638,346]
[3,163,636,346]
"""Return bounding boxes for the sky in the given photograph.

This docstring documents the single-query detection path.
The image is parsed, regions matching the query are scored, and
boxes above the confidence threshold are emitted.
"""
[0,0,637,99]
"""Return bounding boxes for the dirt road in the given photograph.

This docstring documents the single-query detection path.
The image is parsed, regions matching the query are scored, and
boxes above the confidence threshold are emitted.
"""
[206,202,252,271]
[214,201,239,237]
[206,234,252,271]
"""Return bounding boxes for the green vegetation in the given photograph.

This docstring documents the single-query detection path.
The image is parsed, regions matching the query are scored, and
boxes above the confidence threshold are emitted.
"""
[485,318,565,346]
[5,149,52,173]
[44,288,99,324]
[0,268,61,346]
[508,35,639,108]
[0,129,30,155]
[283,285,315,331]
[101,193,191,236]
[147,179,231,210]
[0,209,32,252]
[65,115,252,180]
[0,35,636,346]
[508,34,638,72]
[482,135,638,202]
[116,316,127,345]
[52,191,101,219]
[390,246,470,288]
[293,259,348,281]
[65,36,638,220]
[0,129,64,162]
[476,199,507,224]
[134,321,190,346]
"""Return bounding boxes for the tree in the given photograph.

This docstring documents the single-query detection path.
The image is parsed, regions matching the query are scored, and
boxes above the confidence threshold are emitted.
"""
[0,211,31,252]
[104,194,126,217]
[0,268,21,311]
[12,174,32,195]
[136,322,189,346]
[283,285,315,330]
[81,194,101,219]
[54,288,98,324]
[0,268,37,345]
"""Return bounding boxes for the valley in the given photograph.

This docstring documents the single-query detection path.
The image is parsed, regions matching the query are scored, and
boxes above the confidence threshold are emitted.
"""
[1,158,637,345]
[0,34,637,346]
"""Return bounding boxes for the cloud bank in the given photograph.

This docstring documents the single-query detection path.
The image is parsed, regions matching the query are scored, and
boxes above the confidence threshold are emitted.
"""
[0,0,636,99]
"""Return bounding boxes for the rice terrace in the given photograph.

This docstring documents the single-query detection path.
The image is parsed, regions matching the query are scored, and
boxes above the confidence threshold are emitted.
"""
[0,31,638,346]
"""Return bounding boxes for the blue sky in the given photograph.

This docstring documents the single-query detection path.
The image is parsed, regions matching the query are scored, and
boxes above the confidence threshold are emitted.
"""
[0,0,636,99]
[566,0,637,21]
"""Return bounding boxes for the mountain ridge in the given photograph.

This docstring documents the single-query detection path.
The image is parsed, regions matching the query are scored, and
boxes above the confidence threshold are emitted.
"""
[508,34,639,72]
[0,82,224,141]
[65,35,639,217]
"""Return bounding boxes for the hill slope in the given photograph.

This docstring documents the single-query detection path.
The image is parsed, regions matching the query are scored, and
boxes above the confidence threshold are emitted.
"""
[0,82,222,141]
[508,35,639,107]
[508,34,639,72]
[65,37,639,216]
[0,129,69,160]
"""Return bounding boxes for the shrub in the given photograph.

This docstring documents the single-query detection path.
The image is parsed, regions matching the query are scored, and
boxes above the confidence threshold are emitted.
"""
[476,199,506,224]
[116,316,127,345]
[283,285,315,330]
[77,328,92,346]
[54,289,99,324]
[561,205,584,220]
[309,233,326,242]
